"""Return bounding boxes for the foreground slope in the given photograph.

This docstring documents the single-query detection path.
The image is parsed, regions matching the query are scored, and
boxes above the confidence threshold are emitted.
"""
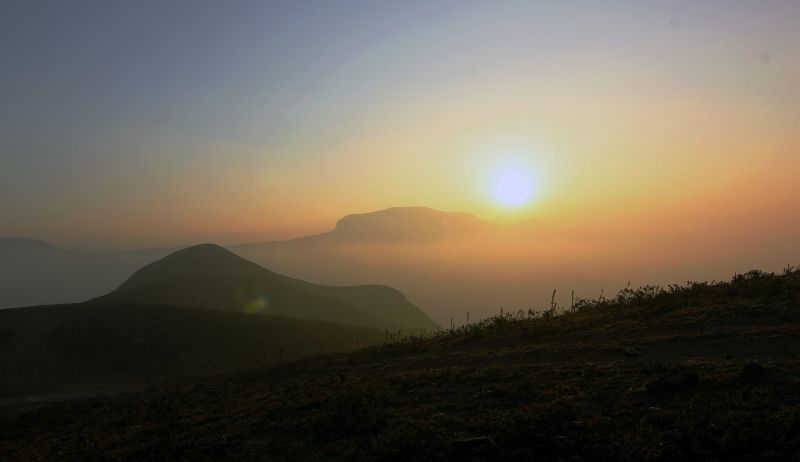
[91,244,436,331]
[3,270,799,461]
[0,303,384,403]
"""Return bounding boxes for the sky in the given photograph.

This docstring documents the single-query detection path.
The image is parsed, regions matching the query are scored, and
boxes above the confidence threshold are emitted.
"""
[1,1,798,249]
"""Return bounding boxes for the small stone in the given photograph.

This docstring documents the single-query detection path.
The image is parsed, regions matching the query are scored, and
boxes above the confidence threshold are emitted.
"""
[451,436,495,453]
[623,347,640,357]
[476,388,507,400]
[645,372,699,393]
[740,362,765,381]
[568,420,585,431]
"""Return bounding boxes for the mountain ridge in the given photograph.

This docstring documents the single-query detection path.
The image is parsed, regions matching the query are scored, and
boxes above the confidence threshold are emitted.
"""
[90,243,437,331]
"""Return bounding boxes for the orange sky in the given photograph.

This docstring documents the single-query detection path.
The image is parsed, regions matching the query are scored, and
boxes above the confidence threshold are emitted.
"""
[1,2,798,251]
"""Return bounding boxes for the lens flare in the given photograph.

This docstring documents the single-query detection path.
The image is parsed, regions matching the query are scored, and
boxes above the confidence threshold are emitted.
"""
[243,296,269,314]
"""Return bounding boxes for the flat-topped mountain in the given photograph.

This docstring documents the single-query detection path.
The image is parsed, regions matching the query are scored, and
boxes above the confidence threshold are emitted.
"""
[90,244,436,331]
[249,207,499,245]
[329,207,496,241]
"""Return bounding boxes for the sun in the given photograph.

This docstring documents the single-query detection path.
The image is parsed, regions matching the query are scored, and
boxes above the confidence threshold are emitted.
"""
[474,141,550,210]
[488,163,539,208]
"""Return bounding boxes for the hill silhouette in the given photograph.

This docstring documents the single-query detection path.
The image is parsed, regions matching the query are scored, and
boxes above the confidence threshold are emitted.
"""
[3,269,798,460]
[0,302,384,404]
[90,244,437,331]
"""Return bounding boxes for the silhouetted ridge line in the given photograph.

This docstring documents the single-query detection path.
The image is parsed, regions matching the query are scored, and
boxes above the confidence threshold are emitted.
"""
[90,243,437,330]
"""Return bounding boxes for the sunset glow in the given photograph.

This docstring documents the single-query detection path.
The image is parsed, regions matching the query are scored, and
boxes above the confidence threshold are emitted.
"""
[0,1,797,275]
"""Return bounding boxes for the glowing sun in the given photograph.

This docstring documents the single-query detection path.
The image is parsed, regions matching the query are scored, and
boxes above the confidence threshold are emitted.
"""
[488,163,539,208]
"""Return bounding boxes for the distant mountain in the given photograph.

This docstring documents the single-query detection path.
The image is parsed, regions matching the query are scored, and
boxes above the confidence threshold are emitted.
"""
[0,237,57,253]
[90,244,437,331]
[248,207,499,244]
[0,302,384,401]
[331,206,495,240]
[0,239,175,309]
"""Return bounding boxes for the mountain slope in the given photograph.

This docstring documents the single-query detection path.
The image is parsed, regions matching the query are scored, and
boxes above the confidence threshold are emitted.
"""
[91,244,436,330]
[0,302,384,402]
[279,279,436,331]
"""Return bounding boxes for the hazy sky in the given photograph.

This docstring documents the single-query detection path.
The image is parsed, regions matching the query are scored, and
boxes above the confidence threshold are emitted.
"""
[2,1,798,248]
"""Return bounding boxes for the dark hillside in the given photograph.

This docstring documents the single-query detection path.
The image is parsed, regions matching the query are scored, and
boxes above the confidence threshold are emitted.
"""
[3,269,800,461]
[0,303,383,404]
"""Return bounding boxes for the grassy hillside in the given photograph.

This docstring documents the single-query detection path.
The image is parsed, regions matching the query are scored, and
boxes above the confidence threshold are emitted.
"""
[0,303,384,403]
[91,244,436,331]
[2,269,799,461]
